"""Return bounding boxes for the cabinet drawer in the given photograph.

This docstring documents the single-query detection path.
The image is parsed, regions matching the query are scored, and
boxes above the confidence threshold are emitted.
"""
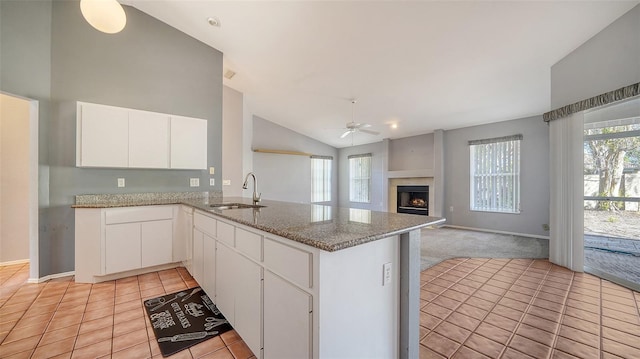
[264,238,312,289]
[194,212,217,237]
[105,206,173,224]
[236,228,262,262]
[217,221,235,247]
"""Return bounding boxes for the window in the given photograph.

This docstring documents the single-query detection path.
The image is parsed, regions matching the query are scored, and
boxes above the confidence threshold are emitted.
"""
[469,135,521,213]
[311,156,332,203]
[349,153,372,203]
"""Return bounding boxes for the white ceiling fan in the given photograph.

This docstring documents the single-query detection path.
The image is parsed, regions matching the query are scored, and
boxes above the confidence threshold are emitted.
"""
[340,99,380,139]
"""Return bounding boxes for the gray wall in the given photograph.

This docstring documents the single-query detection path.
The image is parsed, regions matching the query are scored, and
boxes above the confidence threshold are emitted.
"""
[338,142,387,211]
[252,116,338,204]
[551,4,640,109]
[388,134,434,171]
[1,1,223,276]
[443,115,550,237]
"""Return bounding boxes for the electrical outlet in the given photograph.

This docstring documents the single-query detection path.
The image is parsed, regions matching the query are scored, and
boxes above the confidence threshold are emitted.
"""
[210,178,215,186]
[209,167,215,175]
[449,206,454,212]
[383,262,392,286]
[189,178,200,187]
[223,180,231,186]
[117,178,125,188]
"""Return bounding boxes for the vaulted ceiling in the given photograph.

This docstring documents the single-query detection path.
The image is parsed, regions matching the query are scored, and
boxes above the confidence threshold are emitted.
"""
[122,1,638,148]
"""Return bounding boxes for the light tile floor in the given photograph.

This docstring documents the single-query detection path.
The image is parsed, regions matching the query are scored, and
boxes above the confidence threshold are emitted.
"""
[2,259,639,358]
[420,258,640,358]
[0,263,255,359]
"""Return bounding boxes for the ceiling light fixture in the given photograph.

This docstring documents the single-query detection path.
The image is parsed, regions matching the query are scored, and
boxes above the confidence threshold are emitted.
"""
[80,0,127,34]
[391,123,398,129]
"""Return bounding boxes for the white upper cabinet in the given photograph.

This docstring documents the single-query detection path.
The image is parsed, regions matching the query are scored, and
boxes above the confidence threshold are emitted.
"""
[76,102,207,169]
[77,103,129,167]
[129,111,170,168]
[170,115,208,170]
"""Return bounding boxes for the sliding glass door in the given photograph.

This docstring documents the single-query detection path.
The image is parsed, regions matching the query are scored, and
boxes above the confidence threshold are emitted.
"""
[583,97,640,290]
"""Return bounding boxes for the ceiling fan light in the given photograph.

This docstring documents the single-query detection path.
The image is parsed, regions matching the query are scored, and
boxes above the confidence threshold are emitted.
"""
[80,0,127,34]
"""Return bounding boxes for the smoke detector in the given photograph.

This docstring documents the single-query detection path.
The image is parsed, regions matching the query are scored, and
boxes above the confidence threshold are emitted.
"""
[207,17,220,27]
[224,69,236,80]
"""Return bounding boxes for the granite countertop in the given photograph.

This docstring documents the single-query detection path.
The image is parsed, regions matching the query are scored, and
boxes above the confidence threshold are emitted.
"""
[74,193,444,252]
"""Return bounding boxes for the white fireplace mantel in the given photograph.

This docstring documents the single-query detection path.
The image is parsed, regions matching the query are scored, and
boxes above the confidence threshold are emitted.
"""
[387,169,434,179]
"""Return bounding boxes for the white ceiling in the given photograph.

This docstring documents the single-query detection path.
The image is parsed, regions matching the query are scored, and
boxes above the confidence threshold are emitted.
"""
[122,1,638,148]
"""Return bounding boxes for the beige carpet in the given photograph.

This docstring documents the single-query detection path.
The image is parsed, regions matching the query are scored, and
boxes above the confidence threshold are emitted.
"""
[420,227,549,270]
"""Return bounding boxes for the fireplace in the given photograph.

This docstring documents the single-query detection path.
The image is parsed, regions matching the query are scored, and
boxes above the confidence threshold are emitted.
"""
[397,186,429,216]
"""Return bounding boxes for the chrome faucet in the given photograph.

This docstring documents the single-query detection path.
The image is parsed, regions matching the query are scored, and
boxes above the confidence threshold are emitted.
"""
[242,172,261,204]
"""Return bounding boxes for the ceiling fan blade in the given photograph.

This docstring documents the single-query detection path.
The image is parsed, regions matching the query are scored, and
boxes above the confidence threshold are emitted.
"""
[360,123,372,128]
[359,129,380,136]
[340,130,353,139]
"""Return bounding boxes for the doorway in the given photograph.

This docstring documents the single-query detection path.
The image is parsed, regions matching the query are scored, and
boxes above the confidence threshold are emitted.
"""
[583,96,640,291]
[0,92,39,281]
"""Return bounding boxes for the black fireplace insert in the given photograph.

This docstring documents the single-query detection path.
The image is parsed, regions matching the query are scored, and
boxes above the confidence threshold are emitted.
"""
[397,186,429,216]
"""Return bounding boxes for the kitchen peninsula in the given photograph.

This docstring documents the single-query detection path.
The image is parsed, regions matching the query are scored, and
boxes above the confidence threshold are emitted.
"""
[74,193,444,359]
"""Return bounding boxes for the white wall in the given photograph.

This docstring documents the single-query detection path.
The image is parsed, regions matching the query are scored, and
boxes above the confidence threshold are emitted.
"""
[551,4,640,109]
[443,115,550,237]
[223,86,244,196]
[0,94,31,263]
[252,116,338,204]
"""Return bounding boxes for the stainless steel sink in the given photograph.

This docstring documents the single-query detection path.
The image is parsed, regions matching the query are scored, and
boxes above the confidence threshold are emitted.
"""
[209,203,266,210]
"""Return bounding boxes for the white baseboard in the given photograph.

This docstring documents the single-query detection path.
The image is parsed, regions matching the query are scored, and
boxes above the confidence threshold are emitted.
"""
[28,271,75,284]
[443,225,550,240]
[0,258,30,266]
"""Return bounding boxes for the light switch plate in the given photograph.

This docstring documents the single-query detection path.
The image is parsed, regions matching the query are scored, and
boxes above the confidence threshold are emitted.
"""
[210,178,215,186]
[190,178,200,187]
[117,178,125,188]
[383,262,392,286]
[223,180,231,186]
[209,167,215,175]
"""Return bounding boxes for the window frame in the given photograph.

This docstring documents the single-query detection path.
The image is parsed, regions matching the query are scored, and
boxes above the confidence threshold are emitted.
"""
[469,135,521,214]
[310,156,332,203]
[349,153,372,203]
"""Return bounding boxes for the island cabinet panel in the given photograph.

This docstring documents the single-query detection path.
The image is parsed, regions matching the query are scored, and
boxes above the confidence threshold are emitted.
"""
[232,254,263,358]
[263,270,312,359]
[217,220,235,247]
[236,228,262,262]
[202,232,216,298]
[128,111,170,168]
[215,242,236,325]
[77,103,129,168]
[264,238,312,289]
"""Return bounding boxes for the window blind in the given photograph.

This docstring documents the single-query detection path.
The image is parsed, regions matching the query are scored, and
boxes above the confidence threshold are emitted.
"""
[470,136,521,213]
[311,157,332,203]
[349,154,372,203]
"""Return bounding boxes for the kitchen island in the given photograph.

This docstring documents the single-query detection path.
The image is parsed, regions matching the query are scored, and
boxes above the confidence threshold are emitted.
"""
[74,193,444,359]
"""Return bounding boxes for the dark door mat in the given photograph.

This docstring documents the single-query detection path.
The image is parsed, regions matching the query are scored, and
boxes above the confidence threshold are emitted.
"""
[143,287,232,357]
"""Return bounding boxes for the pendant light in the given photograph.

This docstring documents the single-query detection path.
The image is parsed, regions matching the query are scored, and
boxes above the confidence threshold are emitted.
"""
[80,0,127,34]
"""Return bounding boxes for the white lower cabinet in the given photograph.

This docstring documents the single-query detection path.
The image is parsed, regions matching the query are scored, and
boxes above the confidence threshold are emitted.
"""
[215,243,236,324]
[232,254,262,358]
[263,270,312,359]
[192,229,205,286]
[105,222,141,274]
[202,232,216,297]
[142,220,173,267]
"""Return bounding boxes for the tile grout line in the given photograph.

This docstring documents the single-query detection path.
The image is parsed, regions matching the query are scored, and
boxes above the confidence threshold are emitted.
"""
[455,258,543,359]
[544,268,576,358]
[428,258,528,357]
